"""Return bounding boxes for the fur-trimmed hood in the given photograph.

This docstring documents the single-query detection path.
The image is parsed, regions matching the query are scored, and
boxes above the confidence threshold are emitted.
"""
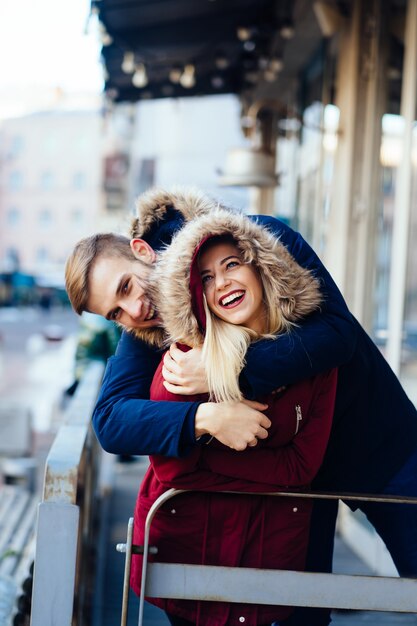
[128,191,322,347]
[130,186,223,250]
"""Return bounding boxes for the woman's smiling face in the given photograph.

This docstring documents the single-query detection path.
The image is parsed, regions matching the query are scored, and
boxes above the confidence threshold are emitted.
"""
[198,239,266,333]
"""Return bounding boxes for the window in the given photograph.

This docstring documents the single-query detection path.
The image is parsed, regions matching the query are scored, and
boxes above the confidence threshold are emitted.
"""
[70,208,83,225]
[5,248,20,271]
[9,171,23,190]
[10,136,24,158]
[7,207,20,227]
[36,247,49,263]
[39,209,52,228]
[73,172,86,190]
[43,136,57,155]
[41,172,54,190]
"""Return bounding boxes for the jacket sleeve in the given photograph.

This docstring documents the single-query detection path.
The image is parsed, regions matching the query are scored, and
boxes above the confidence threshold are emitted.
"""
[92,331,199,457]
[151,369,337,491]
[200,369,338,488]
[240,216,356,398]
[151,447,296,492]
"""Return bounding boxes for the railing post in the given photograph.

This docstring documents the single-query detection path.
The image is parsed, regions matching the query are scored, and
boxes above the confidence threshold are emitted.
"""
[30,502,80,626]
[29,362,104,626]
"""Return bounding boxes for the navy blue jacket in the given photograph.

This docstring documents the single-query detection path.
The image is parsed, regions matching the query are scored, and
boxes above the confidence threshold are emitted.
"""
[92,215,417,494]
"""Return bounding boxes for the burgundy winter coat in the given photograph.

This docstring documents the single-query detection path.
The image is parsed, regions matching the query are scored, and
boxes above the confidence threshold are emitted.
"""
[131,359,337,626]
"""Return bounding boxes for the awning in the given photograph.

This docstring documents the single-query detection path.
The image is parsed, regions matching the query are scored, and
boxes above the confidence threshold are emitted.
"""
[95,0,325,104]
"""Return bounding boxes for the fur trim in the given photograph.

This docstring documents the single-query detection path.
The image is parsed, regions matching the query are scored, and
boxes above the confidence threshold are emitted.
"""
[151,208,322,347]
[130,186,224,239]
[127,324,167,348]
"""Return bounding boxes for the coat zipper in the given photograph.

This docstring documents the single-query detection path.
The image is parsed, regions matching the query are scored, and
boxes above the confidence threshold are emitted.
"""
[295,404,302,434]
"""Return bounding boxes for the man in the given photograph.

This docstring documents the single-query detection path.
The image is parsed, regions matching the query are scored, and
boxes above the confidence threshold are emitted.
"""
[65,187,417,626]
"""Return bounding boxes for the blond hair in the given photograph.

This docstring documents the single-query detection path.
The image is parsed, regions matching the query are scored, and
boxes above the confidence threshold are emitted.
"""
[65,233,134,315]
[202,296,251,402]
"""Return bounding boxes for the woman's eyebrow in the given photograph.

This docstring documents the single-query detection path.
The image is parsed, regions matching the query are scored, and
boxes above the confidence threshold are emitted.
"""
[220,255,239,266]
[200,255,239,275]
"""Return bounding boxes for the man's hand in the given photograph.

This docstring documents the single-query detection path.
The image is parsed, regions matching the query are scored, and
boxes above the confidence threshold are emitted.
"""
[195,399,271,451]
[162,343,209,395]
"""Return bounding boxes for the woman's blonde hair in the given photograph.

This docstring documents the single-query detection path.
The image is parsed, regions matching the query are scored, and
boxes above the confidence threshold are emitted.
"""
[198,235,296,403]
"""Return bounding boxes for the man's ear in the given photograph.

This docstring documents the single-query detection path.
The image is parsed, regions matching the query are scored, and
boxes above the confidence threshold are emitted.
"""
[130,238,156,263]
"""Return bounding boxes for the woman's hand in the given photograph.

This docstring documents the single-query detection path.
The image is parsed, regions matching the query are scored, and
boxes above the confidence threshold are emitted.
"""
[195,399,270,450]
[162,343,209,395]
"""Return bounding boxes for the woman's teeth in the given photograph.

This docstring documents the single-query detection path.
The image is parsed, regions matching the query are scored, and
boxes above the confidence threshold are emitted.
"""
[220,291,244,306]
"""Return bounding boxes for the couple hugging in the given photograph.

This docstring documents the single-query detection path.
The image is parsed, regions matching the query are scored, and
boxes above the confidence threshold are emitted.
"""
[66,187,417,626]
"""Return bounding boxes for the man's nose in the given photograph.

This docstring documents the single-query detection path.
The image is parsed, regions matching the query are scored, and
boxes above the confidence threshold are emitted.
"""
[123,297,143,320]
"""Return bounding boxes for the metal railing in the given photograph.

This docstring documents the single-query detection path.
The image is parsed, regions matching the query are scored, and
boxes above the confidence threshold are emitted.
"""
[29,362,104,626]
[118,488,417,626]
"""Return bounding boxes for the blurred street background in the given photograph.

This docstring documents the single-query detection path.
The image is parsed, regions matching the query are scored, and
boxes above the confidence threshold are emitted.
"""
[0,306,78,431]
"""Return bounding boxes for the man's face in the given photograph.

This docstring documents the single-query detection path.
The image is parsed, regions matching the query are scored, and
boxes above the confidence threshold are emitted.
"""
[86,252,160,329]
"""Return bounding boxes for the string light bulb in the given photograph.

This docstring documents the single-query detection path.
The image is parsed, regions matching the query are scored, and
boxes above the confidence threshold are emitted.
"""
[99,23,113,46]
[237,26,252,41]
[132,63,148,88]
[169,66,182,83]
[264,68,278,82]
[215,53,229,70]
[243,41,256,52]
[258,56,269,70]
[101,32,113,46]
[280,20,295,39]
[180,64,196,88]
[122,52,135,74]
[211,75,224,89]
[269,57,284,73]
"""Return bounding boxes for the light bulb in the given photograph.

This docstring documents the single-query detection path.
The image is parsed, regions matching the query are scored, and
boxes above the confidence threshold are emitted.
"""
[243,41,256,52]
[237,27,252,41]
[211,75,224,89]
[269,57,284,73]
[180,65,196,88]
[99,23,113,46]
[169,66,182,83]
[122,52,135,74]
[101,32,113,46]
[264,69,277,82]
[132,64,148,88]
[215,53,229,70]
[258,56,269,70]
[280,21,295,39]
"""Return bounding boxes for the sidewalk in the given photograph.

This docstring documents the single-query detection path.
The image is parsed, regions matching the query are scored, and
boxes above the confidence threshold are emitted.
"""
[95,457,417,626]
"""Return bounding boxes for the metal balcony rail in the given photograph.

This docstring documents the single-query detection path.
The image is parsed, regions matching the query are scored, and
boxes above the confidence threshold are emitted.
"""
[29,362,105,626]
[117,488,417,626]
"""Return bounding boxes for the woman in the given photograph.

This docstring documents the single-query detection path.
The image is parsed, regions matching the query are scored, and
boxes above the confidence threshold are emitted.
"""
[130,207,338,626]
